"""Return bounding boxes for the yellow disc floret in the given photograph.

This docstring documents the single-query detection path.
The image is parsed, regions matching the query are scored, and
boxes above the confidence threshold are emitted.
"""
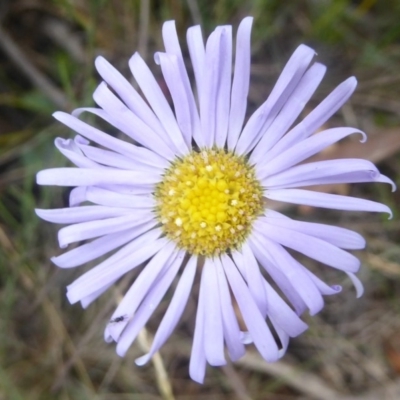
[154,148,263,256]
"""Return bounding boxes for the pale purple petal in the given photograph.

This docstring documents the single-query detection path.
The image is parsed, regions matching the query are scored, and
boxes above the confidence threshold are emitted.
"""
[189,264,207,384]
[266,76,358,160]
[81,279,115,309]
[257,127,366,179]
[231,245,268,317]
[202,258,226,366]
[67,228,160,287]
[269,317,290,358]
[236,44,316,155]
[346,272,364,298]
[162,21,202,147]
[264,188,393,218]
[57,212,154,248]
[135,256,198,366]
[128,52,188,155]
[186,24,206,148]
[250,62,326,164]
[73,187,155,209]
[37,168,159,187]
[155,52,192,148]
[304,269,342,296]
[69,187,86,207]
[228,17,253,150]
[116,249,185,357]
[262,158,379,189]
[254,219,360,272]
[54,137,100,168]
[248,234,308,315]
[255,235,324,315]
[214,26,232,147]
[51,222,155,268]
[222,254,280,362]
[35,205,133,224]
[214,257,245,362]
[200,28,223,147]
[104,241,176,342]
[262,278,308,337]
[96,184,153,196]
[95,56,169,141]
[263,210,365,250]
[91,83,177,158]
[53,111,167,168]
[375,174,397,191]
[67,233,166,304]
[75,138,161,172]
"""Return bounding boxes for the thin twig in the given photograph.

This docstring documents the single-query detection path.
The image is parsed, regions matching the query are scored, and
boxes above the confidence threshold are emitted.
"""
[186,0,202,26]
[221,363,253,400]
[0,24,70,110]
[137,0,150,61]
[236,352,341,400]
[137,329,175,400]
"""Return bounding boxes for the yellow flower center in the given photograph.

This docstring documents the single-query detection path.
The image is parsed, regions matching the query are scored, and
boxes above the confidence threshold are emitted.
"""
[154,148,263,256]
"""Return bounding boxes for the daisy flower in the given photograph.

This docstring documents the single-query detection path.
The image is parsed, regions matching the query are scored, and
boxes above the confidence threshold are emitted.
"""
[36,17,394,383]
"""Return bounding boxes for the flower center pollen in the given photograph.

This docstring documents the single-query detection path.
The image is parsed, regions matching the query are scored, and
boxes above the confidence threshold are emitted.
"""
[155,149,263,256]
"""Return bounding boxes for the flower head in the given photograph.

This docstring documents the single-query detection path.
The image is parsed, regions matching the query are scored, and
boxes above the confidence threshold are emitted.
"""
[36,17,394,383]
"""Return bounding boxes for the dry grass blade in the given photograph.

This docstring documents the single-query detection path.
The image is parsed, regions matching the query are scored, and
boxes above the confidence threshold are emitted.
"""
[0,25,70,110]
[236,352,341,400]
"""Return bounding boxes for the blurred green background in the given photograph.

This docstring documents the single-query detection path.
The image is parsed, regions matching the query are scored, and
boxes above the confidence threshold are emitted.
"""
[1,0,400,399]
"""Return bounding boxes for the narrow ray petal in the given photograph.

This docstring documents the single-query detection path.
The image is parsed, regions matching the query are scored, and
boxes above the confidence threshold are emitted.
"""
[214,257,246,362]
[346,272,364,298]
[54,137,100,168]
[57,212,153,248]
[228,17,253,150]
[75,139,162,172]
[129,52,188,155]
[53,111,167,168]
[67,234,166,304]
[155,52,192,148]
[35,205,133,224]
[262,158,378,188]
[236,44,316,155]
[231,245,268,317]
[256,236,324,315]
[76,187,155,209]
[186,25,206,148]
[266,77,358,160]
[37,168,159,187]
[51,222,155,268]
[250,62,326,164]
[103,241,176,342]
[255,221,360,272]
[304,269,342,296]
[95,56,169,139]
[263,210,366,250]
[222,254,280,362]
[135,256,198,366]
[264,189,393,218]
[202,258,226,366]
[214,26,232,147]
[258,127,366,179]
[116,249,185,357]
[162,21,202,147]
[92,83,178,157]
[249,235,308,315]
[200,28,224,147]
[189,270,207,384]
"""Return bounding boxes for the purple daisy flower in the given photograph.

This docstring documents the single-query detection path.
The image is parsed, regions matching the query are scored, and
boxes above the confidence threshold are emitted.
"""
[36,17,394,383]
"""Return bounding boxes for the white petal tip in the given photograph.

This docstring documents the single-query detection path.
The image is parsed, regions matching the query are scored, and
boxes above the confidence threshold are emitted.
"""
[135,354,151,366]
[116,347,127,357]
